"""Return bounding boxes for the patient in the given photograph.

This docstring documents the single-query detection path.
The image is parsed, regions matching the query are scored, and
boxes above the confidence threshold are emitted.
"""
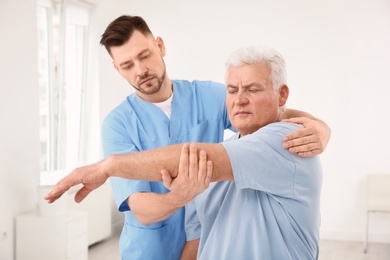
[166,45,323,259]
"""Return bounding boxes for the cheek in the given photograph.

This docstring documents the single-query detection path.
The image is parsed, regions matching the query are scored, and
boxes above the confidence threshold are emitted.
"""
[225,98,235,116]
[252,98,273,115]
[121,70,135,82]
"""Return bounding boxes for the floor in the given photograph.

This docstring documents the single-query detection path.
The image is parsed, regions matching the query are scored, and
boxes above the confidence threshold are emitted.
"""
[88,232,390,260]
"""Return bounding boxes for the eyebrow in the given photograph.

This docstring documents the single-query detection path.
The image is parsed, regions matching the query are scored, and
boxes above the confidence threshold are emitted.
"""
[119,48,150,67]
[227,82,262,89]
[119,60,133,67]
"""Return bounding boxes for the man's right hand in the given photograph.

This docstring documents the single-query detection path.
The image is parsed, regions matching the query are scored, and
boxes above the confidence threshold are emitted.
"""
[44,160,111,204]
[161,143,212,206]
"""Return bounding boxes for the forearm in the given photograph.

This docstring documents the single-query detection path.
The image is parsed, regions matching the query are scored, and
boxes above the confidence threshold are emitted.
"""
[128,192,184,226]
[181,239,199,260]
[105,143,233,182]
[105,144,182,181]
[44,142,231,204]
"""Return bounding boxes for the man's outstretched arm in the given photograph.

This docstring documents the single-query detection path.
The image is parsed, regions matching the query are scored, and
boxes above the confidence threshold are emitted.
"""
[45,143,232,204]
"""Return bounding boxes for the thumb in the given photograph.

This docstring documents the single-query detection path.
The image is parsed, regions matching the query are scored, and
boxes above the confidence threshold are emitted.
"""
[161,169,173,190]
[75,186,92,203]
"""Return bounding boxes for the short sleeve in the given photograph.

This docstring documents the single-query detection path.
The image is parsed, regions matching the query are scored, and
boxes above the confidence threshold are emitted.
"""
[184,200,201,241]
[221,123,300,197]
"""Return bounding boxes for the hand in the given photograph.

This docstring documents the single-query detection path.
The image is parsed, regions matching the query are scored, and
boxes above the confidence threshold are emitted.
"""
[44,160,110,204]
[282,117,331,157]
[161,143,212,206]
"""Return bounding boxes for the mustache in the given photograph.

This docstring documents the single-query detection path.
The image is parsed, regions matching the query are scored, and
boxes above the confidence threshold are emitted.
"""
[139,71,150,80]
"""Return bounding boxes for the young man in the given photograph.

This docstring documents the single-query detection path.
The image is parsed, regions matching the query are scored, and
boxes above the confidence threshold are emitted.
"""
[90,15,329,259]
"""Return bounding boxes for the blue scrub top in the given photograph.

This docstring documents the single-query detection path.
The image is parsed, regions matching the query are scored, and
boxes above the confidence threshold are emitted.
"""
[102,80,232,259]
[185,122,322,260]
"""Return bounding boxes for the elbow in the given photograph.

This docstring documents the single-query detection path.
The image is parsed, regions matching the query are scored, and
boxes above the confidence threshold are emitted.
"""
[131,210,155,226]
[137,215,154,226]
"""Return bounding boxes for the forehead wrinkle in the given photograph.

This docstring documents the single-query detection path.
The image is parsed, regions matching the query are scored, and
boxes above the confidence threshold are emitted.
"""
[227,81,263,89]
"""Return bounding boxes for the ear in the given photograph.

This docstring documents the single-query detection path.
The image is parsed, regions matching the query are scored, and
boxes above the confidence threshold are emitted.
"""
[155,36,166,57]
[278,84,289,107]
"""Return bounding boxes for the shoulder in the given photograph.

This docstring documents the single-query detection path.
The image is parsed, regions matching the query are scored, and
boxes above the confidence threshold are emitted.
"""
[102,94,137,125]
[225,122,301,151]
[173,79,225,90]
[172,80,226,102]
[260,122,302,136]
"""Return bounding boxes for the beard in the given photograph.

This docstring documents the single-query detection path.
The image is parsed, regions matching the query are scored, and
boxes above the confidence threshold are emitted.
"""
[133,62,166,95]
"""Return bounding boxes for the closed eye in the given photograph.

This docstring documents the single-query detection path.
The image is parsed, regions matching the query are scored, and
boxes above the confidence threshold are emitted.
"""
[248,88,260,93]
[123,64,133,70]
[138,50,150,60]
[227,88,238,94]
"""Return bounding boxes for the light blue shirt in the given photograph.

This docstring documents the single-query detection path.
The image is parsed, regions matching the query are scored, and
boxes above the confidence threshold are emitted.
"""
[185,122,322,260]
[102,80,232,259]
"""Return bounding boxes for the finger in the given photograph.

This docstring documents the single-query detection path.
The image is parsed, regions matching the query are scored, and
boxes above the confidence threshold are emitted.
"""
[283,127,313,142]
[44,190,57,202]
[189,143,198,179]
[205,160,213,185]
[283,134,314,149]
[179,143,190,177]
[161,169,173,190]
[75,186,93,203]
[297,149,322,157]
[287,142,320,154]
[45,192,63,204]
[44,181,72,203]
[197,150,207,182]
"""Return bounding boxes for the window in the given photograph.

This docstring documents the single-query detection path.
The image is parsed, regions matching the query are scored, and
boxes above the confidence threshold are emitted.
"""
[37,1,90,176]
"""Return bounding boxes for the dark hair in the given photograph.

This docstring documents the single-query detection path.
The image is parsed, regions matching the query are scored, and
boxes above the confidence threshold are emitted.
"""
[100,15,153,56]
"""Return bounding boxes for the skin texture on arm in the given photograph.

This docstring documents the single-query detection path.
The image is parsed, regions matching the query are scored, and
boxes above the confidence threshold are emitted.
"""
[108,143,230,182]
[181,239,199,260]
[282,109,331,157]
[128,192,185,226]
[128,145,213,226]
[45,143,231,204]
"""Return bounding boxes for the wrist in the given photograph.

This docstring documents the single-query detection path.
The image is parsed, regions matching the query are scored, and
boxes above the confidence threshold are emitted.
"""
[165,191,188,208]
[103,155,116,177]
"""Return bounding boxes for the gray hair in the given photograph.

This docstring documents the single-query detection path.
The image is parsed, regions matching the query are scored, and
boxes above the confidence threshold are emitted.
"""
[224,45,287,90]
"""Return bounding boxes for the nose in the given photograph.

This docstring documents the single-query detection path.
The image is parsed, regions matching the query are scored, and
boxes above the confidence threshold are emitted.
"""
[234,90,249,106]
[135,62,148,77]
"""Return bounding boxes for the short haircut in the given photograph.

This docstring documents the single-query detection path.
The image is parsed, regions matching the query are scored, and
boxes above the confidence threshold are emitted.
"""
[100,15,153,56]
[225,45,287,89]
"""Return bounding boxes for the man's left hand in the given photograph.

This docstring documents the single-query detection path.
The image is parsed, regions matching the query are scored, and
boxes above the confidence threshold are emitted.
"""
[282,117,331,157]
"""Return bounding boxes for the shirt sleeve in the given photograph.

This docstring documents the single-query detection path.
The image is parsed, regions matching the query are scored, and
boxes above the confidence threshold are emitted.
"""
[221,123,299,197]
[184,200,201,241]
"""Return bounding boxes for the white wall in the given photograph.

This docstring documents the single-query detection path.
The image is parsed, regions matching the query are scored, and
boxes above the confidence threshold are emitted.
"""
[0,1,40,259]
[93,0,390,243]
